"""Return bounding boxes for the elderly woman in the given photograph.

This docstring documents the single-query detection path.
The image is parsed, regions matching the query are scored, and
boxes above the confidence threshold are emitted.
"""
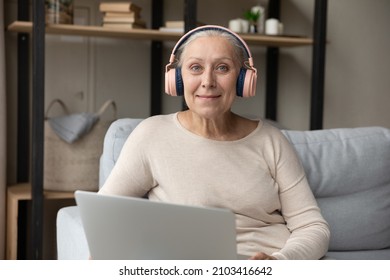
[99,25,330,260]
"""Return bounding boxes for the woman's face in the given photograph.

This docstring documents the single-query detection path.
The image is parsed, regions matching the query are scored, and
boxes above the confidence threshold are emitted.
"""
[180,36,240,120]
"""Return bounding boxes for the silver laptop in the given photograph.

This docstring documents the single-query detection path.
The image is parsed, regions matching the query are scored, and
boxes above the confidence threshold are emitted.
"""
[75,190,242,260]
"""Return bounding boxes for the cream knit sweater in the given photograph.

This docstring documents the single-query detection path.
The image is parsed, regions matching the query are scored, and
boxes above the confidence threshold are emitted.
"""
[99,113,330,259]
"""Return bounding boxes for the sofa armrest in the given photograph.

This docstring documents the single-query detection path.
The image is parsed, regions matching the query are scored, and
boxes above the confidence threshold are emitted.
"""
[99,118,143,187]
[56,206,89,260]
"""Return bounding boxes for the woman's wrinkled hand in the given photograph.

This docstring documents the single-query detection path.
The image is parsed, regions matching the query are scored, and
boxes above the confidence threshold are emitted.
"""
[249,252,277,260]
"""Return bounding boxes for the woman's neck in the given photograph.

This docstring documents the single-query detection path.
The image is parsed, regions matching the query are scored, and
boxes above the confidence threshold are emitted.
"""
[177,110,257,141]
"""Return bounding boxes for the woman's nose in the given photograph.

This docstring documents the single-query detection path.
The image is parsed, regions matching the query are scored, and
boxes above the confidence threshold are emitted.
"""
[201,69,216,88]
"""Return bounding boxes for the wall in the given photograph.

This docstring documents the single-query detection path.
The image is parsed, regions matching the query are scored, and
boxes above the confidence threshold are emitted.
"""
[323,0,390,128]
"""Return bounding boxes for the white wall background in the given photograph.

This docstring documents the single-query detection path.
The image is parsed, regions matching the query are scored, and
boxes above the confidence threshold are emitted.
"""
[324,0,390,128]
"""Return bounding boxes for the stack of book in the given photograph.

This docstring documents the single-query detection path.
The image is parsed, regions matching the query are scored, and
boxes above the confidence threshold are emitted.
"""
[100,2,146,29]
[159,20,185,33]
[159,20,205,33]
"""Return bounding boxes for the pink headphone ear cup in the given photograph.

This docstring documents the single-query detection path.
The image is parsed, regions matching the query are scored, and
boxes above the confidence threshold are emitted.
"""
[242,68,257,98]
[165,67,177,96]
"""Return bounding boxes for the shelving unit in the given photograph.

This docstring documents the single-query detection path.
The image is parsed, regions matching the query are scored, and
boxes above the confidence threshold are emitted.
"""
[6,184,74,259]
[9,0,327,259]
[8,21,314,47]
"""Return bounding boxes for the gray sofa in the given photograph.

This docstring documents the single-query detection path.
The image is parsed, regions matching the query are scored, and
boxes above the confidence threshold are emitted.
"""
[57,118,390,260]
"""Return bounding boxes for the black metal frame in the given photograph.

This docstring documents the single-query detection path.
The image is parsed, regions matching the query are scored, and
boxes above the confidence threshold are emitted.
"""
[17,0,30,184]
[184,0,197,32]
[16,0,45,260]
[16,0,30,260]
[31,0,46,260]
[265,0,281,121]
[18,0,327,259]
[310,0,328,130]
[150,0,164,116]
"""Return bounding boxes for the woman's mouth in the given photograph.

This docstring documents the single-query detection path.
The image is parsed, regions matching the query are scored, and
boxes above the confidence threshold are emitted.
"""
[196,95,221,100]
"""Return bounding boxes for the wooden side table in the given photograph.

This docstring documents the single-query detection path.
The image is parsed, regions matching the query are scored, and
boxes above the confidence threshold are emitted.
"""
[6,183,75,259]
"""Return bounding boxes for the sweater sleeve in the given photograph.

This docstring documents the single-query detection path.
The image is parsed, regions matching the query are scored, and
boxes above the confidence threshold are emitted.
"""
[270,130,330,260]
[98,120,156,197]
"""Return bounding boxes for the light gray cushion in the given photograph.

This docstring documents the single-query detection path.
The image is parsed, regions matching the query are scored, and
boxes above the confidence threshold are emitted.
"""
[99,118,143,187]
[57,206,89,260]
[326,248,390,260]
[282,127,390,251]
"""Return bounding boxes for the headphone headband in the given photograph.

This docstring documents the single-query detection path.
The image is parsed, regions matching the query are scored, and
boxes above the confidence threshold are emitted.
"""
[169,25,254,67]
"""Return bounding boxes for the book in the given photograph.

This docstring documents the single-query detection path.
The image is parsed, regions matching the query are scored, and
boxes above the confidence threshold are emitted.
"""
[99,2,142,13]
[104,11,139,18]
[103,22,146,29]
[162,20,205,29]
[165,20,185,28]
[103,15,146,26]
[158,27,184,33]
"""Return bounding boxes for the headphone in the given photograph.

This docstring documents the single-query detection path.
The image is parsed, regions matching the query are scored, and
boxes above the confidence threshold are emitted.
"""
[165,25,257,98]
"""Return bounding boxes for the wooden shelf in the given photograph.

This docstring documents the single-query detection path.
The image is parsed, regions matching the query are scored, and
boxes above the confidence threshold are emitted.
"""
[6,183,75,259]
[8,21,313,47]
[7,183,76,200]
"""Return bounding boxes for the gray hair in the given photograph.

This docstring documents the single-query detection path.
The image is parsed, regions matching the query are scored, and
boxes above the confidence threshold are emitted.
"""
[174,29,247,69]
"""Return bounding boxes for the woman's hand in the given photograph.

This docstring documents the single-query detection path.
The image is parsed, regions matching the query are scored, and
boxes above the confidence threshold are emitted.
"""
[249,252,277,260]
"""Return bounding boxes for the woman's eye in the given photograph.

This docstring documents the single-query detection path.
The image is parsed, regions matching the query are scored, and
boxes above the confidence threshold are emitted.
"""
[217,65,229,72]
[190,65,202,72]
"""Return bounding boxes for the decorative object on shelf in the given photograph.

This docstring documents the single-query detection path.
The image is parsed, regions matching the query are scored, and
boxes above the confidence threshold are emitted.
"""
[278,22,284,35]
[43,99,117,192]
[244,8,260,33]
[228,18,249,33]
[45,0,74,24]
[265,18,283,35]
[99,2,145,29]
[251,5,265,34]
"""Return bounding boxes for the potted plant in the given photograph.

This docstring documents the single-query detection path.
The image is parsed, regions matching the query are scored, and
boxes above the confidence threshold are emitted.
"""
[244,9,260,33]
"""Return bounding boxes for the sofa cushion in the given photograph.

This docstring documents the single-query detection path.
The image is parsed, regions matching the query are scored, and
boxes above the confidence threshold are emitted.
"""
[99,118,143,187]
[326,248,390,260]
[57,206,89,260]
[282,127,390,251]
